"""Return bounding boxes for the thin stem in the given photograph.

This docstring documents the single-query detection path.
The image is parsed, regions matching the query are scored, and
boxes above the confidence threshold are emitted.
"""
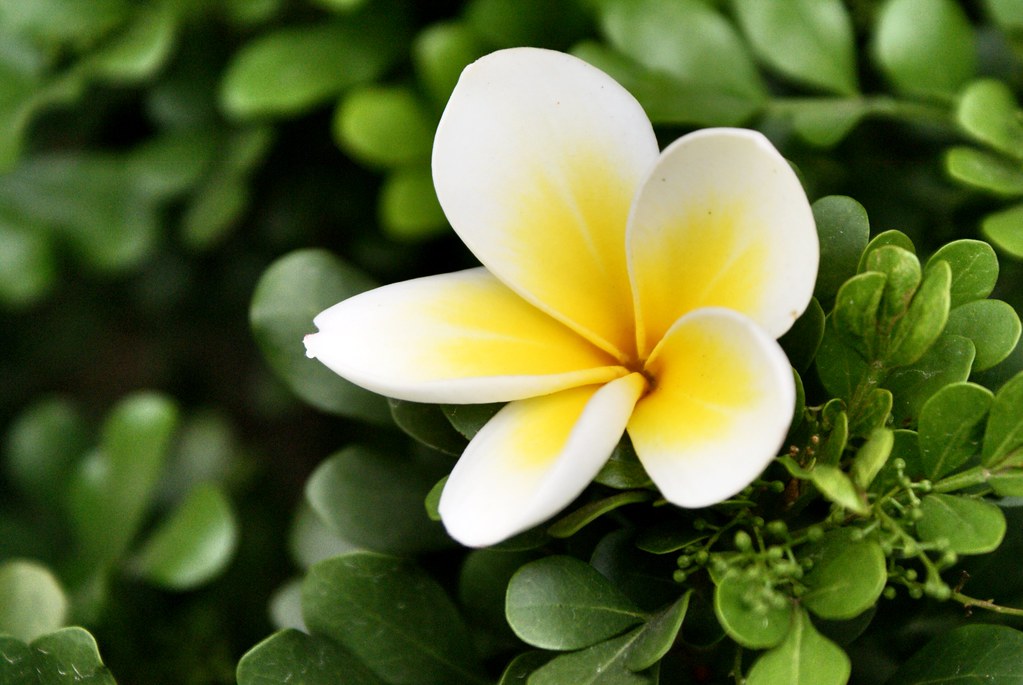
[953,592,1023,617]
[932,466,991,494]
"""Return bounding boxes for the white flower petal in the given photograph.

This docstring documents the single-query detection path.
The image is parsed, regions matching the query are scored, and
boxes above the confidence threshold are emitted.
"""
[433,47,659,361]
[304,268,626,404]
[628,308,795,508]
[439,373,647,547]
[627,128,818,358]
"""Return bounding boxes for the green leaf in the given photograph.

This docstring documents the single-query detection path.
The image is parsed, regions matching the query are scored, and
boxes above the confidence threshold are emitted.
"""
[788,98,869,148]
[815,322,869,401]
[916,493,1006,555]
[957,79,1023,160]
[594,436,653,490]
[303,552,484,685]
[465,0,590,49]
[857,229,916,274]
[220,8,408,118]
[528,627,655,685]
[848,387,893,439]
[87,1,177,81]
[779,298,824,373]
[378,165,448,241]
[412,22,488,106]
[982,371,1023,467]
[237,629,386,685]
[873,0,976,99]
[982,202,1023,258]
[885,334,976,427]
[624,592,690,671]
[133,484,237,590]
[851,428,894,489]
[0,560,68,642]
[442,403,503,440]
[0,0,128,46]
[713,570,791,649]
[918,382,993,479]
[746,609,850,685]
[25,627,117,684]
[497,652,554,684]
[506,556,645,651]
[547,491,652,539]
[887,624,1023,684]
[945,299,1022,372]
[831,272,886,360]
[801,529,886,620]
[598,0,765,104]
[249,249,388,422]
[68,392,179,571]
[926,239,999,308]
[3,397,88,506]
[946,146,1023,196]
[0,219,56,307]
[811,465,869,515]
[812,196,870,305]
[305,446,453,554]
[984,0,1023,29]
[816,409,848,467]
[731,0,857,94]
[387,399,466,456]
[334,86,434,168]
[572,41,762,127]
[458,550,533,641]
[887,259,951,368]
[867,245,922,325]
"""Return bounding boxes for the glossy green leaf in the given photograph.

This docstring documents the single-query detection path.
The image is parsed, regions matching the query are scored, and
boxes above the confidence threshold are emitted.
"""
[16,627,116,684]
[919,382,993,479]
[528,627,655,685]
[378,165,448,241]
[220,9,408,118]
[305,446,452,554]
[887,259,951,368]
[598,0,765,103]
[133,484,237,590]
[831,271,886,360]
[387,399,465,456]
[548,491,652,539]
[289,503,357,570]
[780,297,825,373]
[624,592,689,671]
[983,371,1023,467]
[873,0,976,98]
[249,249,388,422]
[497,652,554,684]
[3,397,87,506]
[442,403,503,440]
[572,41,763,127]
[746,609,849,685]
[811,465,869,515]
[916,493,1006,555]
[851,428,894,489]
[816,409,848,467]
[302,553,484,685]
[506,556,645,650]
[334,86,434,168]
[466,0,589,49]
[887,624,1023,684]
[594,437,653,490]
[815,322,869,401]
[867,245,922,324]
[68,392,178,571]
[812,196,871,304]
[946,146,1023,196]
[926,239,999,308]
[982,202,1023,258]
[237,629,386,685]
[848,387,893,439]
[0,560,67,642]
[802,529,886,620]
[713,570,791,649]
[886,334,976,427]
[732,0,857,94]
[945,299,1022,372]
[412,22,488,106]
[458,549,533,640]
[857,229,915,273]
[957,79,1023,160]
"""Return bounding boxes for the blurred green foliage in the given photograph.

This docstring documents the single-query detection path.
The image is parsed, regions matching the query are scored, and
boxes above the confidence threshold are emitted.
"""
[3,0,1023,683]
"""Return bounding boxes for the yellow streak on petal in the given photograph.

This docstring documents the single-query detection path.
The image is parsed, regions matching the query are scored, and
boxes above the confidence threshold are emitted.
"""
[416,273,618,378]
[631,316,759,448]
[507,384,605,471]
[632,201,768,358]
[494,148,638,360]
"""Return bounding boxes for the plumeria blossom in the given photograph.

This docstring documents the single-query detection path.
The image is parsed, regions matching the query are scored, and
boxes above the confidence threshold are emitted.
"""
[304,48,818,547]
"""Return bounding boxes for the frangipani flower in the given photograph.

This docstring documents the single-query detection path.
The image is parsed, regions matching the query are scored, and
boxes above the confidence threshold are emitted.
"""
[305,48,818,547]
